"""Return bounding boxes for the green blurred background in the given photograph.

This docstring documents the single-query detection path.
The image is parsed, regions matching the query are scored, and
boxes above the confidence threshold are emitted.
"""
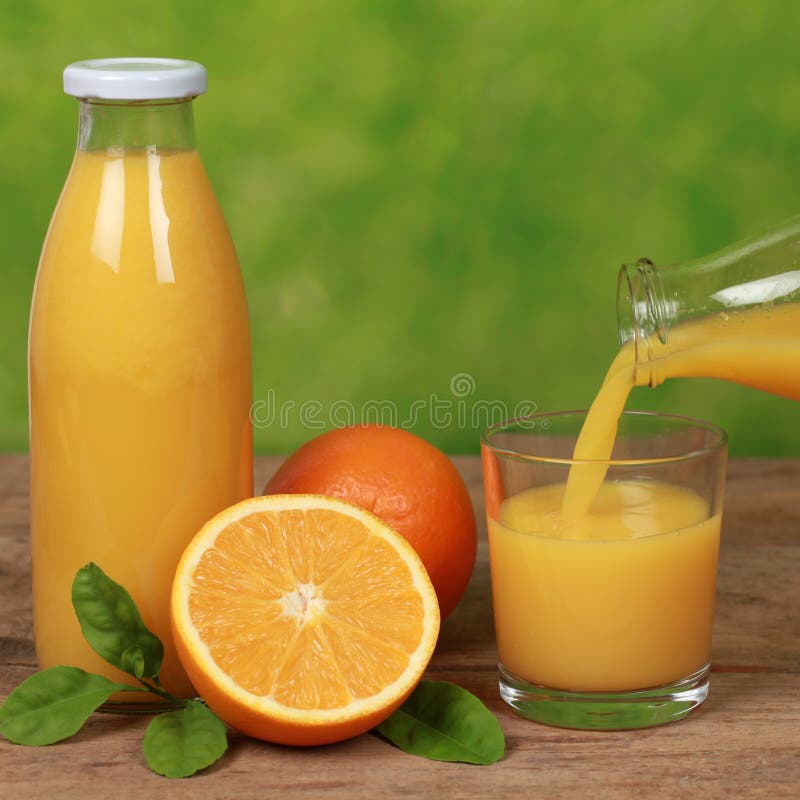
[2,0,800,455]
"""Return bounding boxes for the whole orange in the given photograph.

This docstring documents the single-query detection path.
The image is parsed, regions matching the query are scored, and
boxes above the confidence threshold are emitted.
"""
[264,425,477,620]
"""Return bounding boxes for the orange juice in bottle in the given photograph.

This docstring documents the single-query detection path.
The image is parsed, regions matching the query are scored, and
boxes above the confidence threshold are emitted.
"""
[28,59,253,705]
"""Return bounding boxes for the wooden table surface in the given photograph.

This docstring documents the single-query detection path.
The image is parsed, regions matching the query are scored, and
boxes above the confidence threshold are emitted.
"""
[2,454,799,799]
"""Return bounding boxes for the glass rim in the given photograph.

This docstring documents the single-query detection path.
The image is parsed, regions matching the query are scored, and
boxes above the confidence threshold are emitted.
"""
[481,409,728,467]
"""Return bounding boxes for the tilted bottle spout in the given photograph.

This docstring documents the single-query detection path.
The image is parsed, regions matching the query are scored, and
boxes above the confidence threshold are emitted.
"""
[617,215,800,389]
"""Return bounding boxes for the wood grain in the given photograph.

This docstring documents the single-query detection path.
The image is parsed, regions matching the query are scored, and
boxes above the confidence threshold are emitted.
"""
[1,455,798,799]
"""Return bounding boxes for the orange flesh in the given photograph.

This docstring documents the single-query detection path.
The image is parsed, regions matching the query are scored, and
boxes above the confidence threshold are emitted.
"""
[187,509,426,709]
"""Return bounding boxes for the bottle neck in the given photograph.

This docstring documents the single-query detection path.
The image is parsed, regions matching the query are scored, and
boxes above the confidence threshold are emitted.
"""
[617,259,670,388]
[77,97,196,152]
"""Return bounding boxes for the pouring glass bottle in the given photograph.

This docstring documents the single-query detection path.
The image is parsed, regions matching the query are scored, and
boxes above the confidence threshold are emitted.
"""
[617,216,800,400]
[28,59,253,707]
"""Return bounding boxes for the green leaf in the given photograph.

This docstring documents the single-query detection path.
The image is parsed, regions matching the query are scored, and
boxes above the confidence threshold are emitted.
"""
[0,667,132,745]
[142,701,228,779]
[72,563,163,678]
[375,681,505,765]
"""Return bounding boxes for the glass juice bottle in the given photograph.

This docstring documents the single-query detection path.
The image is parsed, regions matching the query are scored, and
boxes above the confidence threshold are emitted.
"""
[28,59,253,705]
[617,217,800,399]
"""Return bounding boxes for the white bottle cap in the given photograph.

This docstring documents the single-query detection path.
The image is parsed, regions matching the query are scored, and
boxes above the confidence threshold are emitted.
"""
[63,58,207,100]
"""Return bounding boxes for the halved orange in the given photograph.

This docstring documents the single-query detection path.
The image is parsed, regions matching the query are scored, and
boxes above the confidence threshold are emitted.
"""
[171,494,440,746]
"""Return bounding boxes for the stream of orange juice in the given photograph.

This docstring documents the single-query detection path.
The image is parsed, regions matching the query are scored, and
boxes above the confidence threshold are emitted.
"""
[489,302,800,691]
[563,302,800,520]
[29,149,253,699]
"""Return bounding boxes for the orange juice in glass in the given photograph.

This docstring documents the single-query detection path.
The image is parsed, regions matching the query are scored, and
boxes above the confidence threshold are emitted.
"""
[481,411,727,729]
[28,59,253,706]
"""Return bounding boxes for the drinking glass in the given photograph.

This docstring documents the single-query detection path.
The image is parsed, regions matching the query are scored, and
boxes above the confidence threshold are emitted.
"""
[481,410,727,729]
